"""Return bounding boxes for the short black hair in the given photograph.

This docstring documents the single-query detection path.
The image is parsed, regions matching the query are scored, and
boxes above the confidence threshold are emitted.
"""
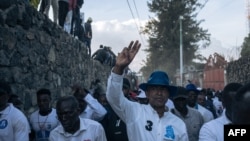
[206,90,213,96]
[56,95,79,110]
[36,88,51,97]
[8,94,23,105]
[222,82,243,109]
[235,82,250,101]
[8,94,19,100]
[123,78,130,89]
[0,88,8,95]
[232,82,250,124]
[222,83,242,100]
[0,81,11,95]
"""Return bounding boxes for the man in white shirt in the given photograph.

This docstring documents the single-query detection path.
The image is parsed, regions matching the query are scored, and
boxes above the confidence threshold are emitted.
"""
[199,82,243,141]
[212,92,223,117]
[29,88,60,141]
[185,83,214,123]
[72,85,107,121]
[106,40,188,141]
[0,81,30,141]
[49,95,107,141]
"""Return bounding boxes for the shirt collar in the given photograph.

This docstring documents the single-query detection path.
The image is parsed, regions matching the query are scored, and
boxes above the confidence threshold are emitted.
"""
[221,109,232,124]
[147,104,170,117]
[172,107,191,118]
[57,118,87,137]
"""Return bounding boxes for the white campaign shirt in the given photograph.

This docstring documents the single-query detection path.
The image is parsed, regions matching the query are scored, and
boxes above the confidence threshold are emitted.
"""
[213,97,223,117]
[106,72,189,141]
[197,104,214,123]
[79,93,107,121]
[29,108,60,141]
[49,118,107,141]
[0,103,30,141]
[188,104,214,123]
[165,99,175,110]
[199,110,230,141]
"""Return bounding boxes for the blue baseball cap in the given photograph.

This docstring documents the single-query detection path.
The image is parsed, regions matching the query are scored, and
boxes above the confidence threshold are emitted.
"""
[185,83,200,94]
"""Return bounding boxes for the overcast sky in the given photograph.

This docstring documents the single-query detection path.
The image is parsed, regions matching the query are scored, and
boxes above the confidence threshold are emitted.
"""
[50,0,248,72]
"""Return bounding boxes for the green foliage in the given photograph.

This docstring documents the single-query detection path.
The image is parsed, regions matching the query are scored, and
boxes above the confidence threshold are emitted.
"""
[140,0,210,83]
[240,33,250,57]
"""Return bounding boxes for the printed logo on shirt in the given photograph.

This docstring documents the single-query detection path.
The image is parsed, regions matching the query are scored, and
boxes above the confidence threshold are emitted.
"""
[36,130,50,140]
[145,120,153,131]
[47,124,52,130]
[164,125,175,140]
[0,119,8,129]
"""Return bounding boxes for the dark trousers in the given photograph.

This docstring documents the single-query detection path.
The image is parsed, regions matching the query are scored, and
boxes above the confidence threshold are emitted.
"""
[84,39,91,56]
[58,1,69,27]
[39,0,50,13]
[70,7,81,36]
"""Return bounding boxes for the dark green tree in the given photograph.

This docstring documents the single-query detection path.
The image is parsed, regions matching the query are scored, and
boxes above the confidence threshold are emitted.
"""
[240,33,250,57]
[140,0,210,83]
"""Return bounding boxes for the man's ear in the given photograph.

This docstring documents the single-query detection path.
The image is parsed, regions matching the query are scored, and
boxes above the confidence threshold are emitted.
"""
[76,108,81,115]
[145,90,149,98]
[6,94,10,101]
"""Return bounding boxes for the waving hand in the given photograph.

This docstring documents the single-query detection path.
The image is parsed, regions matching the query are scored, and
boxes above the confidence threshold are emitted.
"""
[113,40,141,75]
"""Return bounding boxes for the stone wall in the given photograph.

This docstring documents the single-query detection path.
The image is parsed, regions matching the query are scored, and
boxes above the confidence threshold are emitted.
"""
[226,56,250,85]
[0,0,112,115]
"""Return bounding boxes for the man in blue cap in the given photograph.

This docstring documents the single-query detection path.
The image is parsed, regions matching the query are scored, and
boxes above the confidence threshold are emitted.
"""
[171,86,204,141]
[186,83,213,123]
[106,40,188,141]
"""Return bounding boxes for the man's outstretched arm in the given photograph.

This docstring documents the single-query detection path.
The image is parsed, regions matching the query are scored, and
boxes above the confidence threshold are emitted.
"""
[106,40,141,121]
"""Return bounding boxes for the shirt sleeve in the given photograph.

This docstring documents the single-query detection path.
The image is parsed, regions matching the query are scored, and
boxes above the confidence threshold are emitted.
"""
[84,93,107,121]
[96,123,107,141]
[14,111,30,141]
[49,130,56,141]
[199,123,216,141]
[106,71,139,123]
[204,110,214,123]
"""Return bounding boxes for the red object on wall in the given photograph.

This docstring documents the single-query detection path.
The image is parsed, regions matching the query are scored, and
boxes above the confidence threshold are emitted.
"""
[203,68,225,91]
[203,53,227,91]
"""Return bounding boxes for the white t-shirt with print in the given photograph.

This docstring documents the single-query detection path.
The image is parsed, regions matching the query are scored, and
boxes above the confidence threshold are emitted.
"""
[29,108,60,141]
[0,103,30,141]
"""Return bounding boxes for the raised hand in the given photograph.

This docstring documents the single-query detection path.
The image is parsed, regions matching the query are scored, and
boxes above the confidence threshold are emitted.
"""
[113,40,141,75]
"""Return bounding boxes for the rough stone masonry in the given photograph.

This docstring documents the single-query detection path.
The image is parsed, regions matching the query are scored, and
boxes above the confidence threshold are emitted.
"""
[0,0,111,116]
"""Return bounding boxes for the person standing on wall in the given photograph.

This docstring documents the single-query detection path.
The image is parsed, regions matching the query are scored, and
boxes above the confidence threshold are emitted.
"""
[39,0,51,17]
[50,0,59,24]
[84,17,92,56]
[70,0,84,36]
[58,0,69,27]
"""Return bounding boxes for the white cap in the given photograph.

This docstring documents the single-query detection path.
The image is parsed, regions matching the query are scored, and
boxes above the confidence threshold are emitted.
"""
[136,89,146,98]
[197,87,202,91]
